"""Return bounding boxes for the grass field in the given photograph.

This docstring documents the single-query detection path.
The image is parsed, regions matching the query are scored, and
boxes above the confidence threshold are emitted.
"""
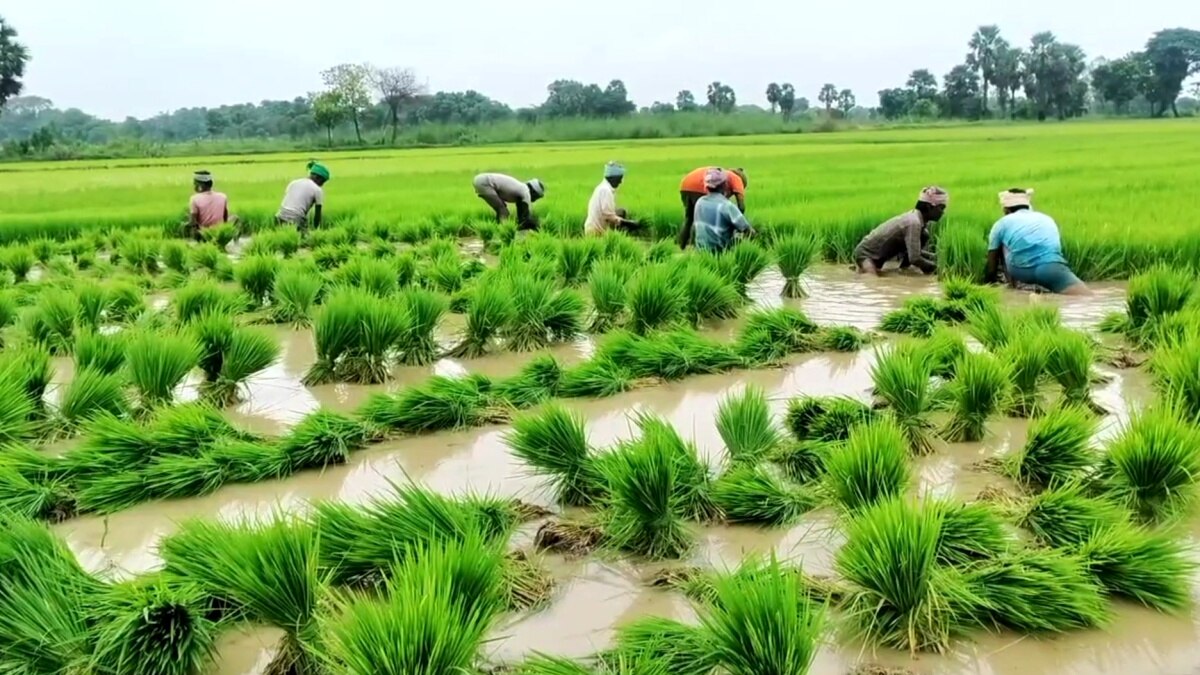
[2,119,1199,279]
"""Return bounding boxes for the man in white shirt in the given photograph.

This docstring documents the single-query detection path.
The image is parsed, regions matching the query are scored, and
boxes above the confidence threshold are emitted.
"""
[276,161,329,231]
[584,161,639,236]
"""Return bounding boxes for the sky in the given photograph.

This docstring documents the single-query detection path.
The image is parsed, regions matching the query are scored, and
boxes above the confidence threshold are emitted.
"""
[6,0,1199,120]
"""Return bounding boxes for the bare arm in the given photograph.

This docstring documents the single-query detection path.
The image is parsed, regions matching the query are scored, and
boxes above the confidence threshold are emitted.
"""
[677,220,692,249]
[736,193,746,213]
[515,200,536,229]
[984,249,1003,284]
[904,219,924,266]
[312,205,323,230]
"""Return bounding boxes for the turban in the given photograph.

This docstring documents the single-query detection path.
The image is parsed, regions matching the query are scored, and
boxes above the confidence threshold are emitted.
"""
[918,186,949,206]
[704,168,728,190]
[604,161,626,179]
[193,170,213,184]
[307,161,331,181]
[528,178,546,199]
[999,189,1033,209]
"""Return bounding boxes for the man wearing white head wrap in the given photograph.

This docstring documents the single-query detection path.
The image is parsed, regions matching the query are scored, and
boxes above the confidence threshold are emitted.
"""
[853,186,947,275]
[692,168,756,253]
[585,162,638,236]
[985,188,1088,295]
[472,173,546,230]
[184,170,233,240]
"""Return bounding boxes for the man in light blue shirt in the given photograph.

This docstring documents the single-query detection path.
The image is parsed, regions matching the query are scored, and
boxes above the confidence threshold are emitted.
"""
[984,188,1088,295]
[694,168,756,253]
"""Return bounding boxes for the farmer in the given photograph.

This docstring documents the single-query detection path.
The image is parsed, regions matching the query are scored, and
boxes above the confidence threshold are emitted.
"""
[985,189,1088,295]
[584,161,639,236]
[692,168,756,253]
[472,173,546,230]
[185,170,233,240]
[853,186,947,275]
[678,166,747,249]
[276,161,329,232]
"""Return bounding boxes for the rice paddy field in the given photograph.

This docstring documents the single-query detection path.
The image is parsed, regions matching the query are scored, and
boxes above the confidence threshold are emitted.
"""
[3,119,1200,674]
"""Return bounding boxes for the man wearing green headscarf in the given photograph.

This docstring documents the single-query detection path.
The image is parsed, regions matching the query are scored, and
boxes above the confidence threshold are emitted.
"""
[277,161,329,231]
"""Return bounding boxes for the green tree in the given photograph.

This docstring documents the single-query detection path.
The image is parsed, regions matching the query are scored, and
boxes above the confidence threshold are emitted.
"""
[878,88,915,119]
[369,65,422,144]
[706,81,736,113]
[1023,32,1088,120]
[991,44,1024,117]
[778,83,797,120]
[310,90,347,146]
[943,64,982,118]
[906,69,939,102]
[1092,53,1151,114]
[766,82,782,113]
[321,63,371,144]
[1144,28,1200,117]
[0,15,29,114]
[599,80,636,116]
[818,83,838,115]
[675,90,698,112]
[966,25,1004,115]
[837,89,856,117]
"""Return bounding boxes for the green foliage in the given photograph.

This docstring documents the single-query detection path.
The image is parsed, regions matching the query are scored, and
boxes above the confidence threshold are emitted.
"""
[270,264,323,327]
[627,264,686,335]
[964,548,1109,633]
[588,259,633,332]
[1006,406,1098,490]
[942,352,1010,442]
[88,577,220,675]
[601,430,693,559]
[774,233,819,298]
[234,254,280,305]
[504,404,602,507]
[448,279,513,358]
[734,307,818,365]
[826,418,911,512]
[871,343,938,454]
[716,385,783,465]
[711,464,817,525]
[125,330,201,409]
[1099,407,1200,523]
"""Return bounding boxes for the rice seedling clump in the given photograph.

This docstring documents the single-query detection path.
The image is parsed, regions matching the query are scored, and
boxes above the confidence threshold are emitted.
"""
[1005,406,1098,490]
[942,352,1010,442]
[734,307,819,365]
[871,343,939,454]
[997,329,1052,417]
[303,289,404,385]
[88,576,220,675]
[601,430,693,559]
[774,232,819,298]
[1077,525,1194,613]
[711,464,817,525]
[505,404,603,507]
[825,418,911,512]
[1099,407,1200,523]
[785,395,875,442]
[125,330,201,410]
[448,278,514,358]
[716,386,784,465]
[627,264,686,335]
[587,259,633,332]
[1017,483,1128,548]
[963,548,1109,633]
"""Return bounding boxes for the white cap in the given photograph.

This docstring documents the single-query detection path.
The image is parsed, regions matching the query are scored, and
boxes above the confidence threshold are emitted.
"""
[528,179,545,199]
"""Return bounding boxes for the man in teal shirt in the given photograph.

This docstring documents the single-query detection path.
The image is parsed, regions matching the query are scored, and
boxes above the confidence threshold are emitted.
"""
[694,168,756,253]
[984,188,1088,295]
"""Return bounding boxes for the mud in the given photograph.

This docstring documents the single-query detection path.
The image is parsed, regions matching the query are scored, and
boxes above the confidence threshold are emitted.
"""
[51,265,1185,675]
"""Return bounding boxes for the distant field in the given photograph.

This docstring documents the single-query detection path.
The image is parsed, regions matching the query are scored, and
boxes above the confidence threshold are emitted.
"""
[2,119,1198,278]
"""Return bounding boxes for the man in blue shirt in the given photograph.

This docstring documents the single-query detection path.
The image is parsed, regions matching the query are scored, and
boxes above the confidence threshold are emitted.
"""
[693,168,756,253]
[984,188,1088,295]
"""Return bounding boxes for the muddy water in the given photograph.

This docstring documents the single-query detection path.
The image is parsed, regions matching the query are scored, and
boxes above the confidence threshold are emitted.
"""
[54,265,1169,674]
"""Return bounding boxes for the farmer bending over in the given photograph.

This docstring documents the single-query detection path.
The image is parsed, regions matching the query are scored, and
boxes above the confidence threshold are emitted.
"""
[584,162,639,236]
[985,189,1088,295]
[186,170,235,240]
[693,168,756,253]
[276,161,329,232]
[854,186,946,275]
[472,173,545,230]
[678,166,747,249]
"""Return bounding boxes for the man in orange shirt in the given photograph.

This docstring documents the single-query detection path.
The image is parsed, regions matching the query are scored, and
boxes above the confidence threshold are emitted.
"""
[678,166,747,249]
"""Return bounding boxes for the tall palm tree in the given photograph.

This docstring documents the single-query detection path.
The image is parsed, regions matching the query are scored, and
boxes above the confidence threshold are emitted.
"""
[967,25,1004,117]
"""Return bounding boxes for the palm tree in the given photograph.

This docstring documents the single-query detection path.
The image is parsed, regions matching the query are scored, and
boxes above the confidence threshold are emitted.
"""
[967,25,1004,116]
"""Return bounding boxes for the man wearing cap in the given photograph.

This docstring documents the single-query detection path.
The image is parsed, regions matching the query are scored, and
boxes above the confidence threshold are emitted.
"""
[692,168,756,253]
[678,166,747,249]
[853,187,947,275]
[985,188,1088,295]
[584,162,639,236]
[185,170,231,240]
[472,173,545,230]
[277,161,329,232]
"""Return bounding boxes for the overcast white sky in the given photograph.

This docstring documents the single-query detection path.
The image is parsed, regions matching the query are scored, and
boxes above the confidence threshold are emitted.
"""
[6,1,1198,120]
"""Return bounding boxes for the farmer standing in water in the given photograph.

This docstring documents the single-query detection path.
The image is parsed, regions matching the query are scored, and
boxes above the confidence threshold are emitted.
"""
[276,161,329,232]
[691,168,756,253]
[985,188,1089,295]
[584,162,640,235]
[678,166,747,248]
[853,186,947,275]
[185,170,234,239]
[471,173,546,230]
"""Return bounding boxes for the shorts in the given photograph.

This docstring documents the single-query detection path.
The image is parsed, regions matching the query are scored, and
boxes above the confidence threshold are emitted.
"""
[1007,262,1081,294]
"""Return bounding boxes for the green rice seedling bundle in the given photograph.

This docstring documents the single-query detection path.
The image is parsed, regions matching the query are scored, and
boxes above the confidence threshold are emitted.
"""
[712,464,817,525]
[936,224,987,282]
[88,576,219,675]
[304,289,404,385]
[161,517,321,672]
[447,278,514,358]
[699,557,826,675]
[491,354,563,409]
[1078,524,1194,613]
[22,288,78,354]
[391,251,417,287]
[879,295,941,337]
[311,536,505,675]
[837,497,981,653]
[361,375,504,435]
[595,329,742,381]
[505,404,603,506]
[276,409,370,473]
[1099,407,1200,523]
[125,330,201,410]
[150,402,257,453]
[269,263,323,327]
[608,616,717,675]
[601,429,693,559]
[558,238,600,286]
[394,287,447,366]
[336,256,400,298]
[774,232,819,298]
[938,278,1000,319]
[595,229,638,263]
[160,240,190,274]
[201,223,237,249]
[1017,483,1128,548]
[204,437,287,484]
[734,307,819,365]
[942,352,1011,442]
[260,227,303,257]
[826,418,912,512]
[30,238,55,263]
[57,367,129,429]
[770,439,833,484]
[104,279,145,323]
[118,236,160,274]
[189,242,222,272]
[679,263,741,326]
[558,357,634,399]
[965,302,1013,351]
[0,290,16,331]
[645,238,678,263]
[1,245,36,281]
[74,282,109,330]
[1149,335,1200,420]
[998,329,1052,417]
[173,278,245,324]
[716,385,783,465]
[424,251,466,294]
[1006,406,1098,490]
[918,327,967,379]
[0,464,75,521]
[233,254,280,306]
[587,259,633,332]
[202,325,280,407]
[122,453,230,505]
[627,264,687,335]
[784,395,875,442]
[1143,307,1200,349]
[964,547,1108,633]
[818,325,871,352]
[1124,265,1195,334]
[870,343,939,454]
[504,273,585,351]
[312,243,352,270]
[720,241,771,297]
[0,344,52,417]
[933,500,1010,566]
[632,412,717,521]
[1046,328,1103,412]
